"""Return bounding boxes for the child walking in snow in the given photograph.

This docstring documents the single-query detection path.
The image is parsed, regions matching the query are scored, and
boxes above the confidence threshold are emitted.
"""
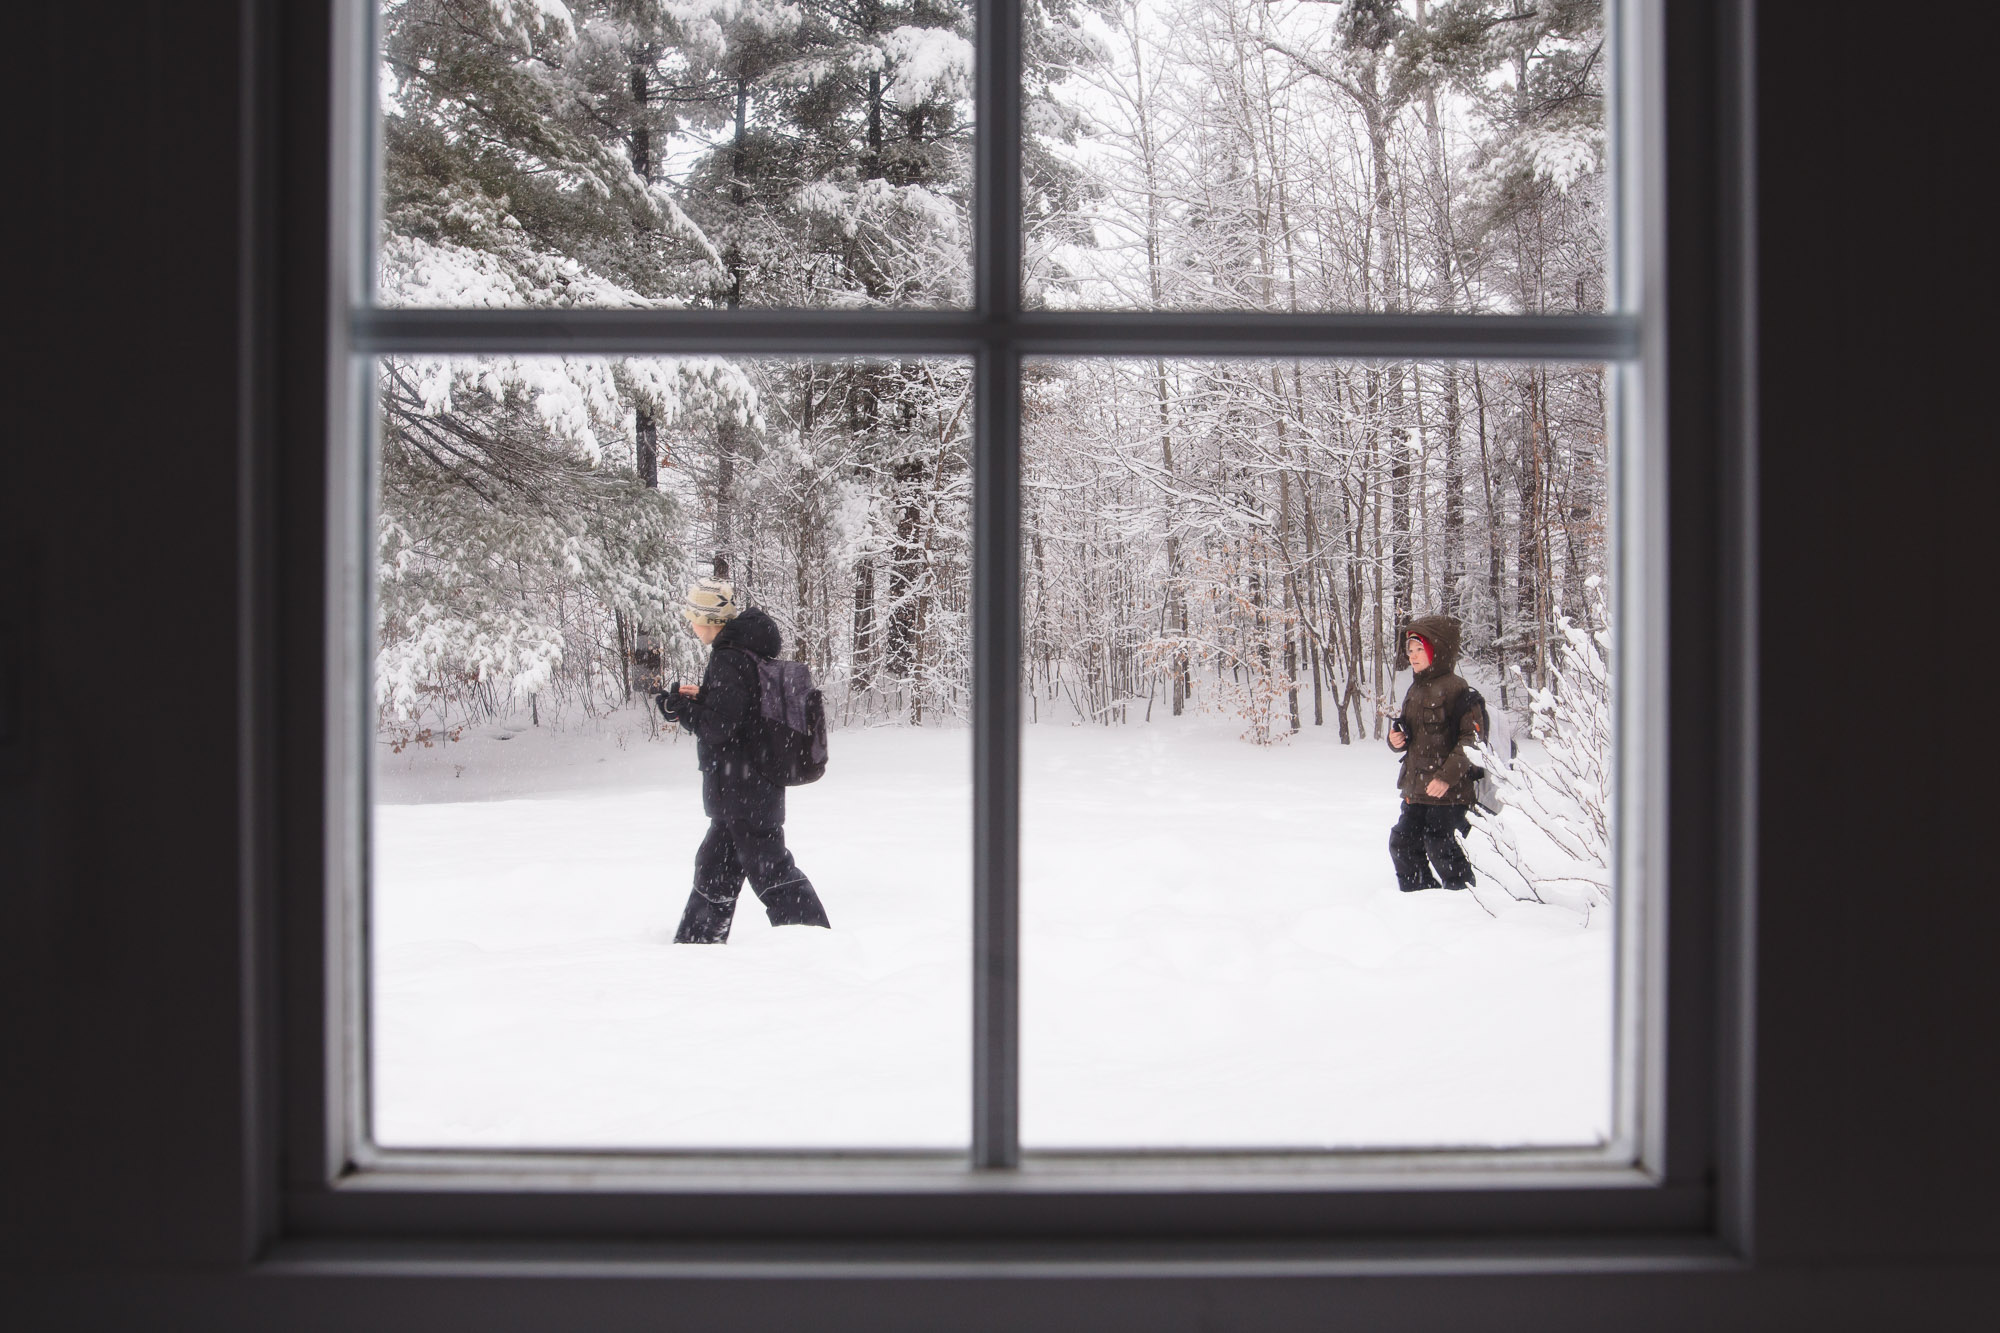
[654,576,831,943]
[1385,614,1483,893]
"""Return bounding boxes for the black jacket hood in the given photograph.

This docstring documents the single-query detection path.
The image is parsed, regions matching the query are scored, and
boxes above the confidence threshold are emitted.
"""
[714,606,782,660]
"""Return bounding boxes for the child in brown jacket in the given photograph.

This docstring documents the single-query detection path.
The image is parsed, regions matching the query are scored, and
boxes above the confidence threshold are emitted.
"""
[1385,614,1484,892]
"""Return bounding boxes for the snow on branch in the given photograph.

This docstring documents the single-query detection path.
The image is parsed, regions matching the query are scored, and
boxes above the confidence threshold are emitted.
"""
[1464,579,1612,921]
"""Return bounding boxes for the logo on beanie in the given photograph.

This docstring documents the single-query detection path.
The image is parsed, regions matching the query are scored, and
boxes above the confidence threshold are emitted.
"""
[683,577,740,623]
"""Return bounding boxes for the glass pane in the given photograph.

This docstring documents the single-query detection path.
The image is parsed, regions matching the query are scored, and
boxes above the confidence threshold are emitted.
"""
[369,353,973,1149]
[377,2,974,309]
[1024,1,1608,313]
[1020,357,1615,1149]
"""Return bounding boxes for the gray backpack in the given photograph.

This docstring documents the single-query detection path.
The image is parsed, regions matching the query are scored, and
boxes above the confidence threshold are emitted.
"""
[750,657,829,786]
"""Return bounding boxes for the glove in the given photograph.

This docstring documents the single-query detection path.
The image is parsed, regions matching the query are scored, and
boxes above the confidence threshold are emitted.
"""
[653,686,683,722]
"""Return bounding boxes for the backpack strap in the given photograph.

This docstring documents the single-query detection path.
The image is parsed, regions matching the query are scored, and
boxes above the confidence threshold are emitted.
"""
[1445,686,1489,779]
[1445,686,1486,738]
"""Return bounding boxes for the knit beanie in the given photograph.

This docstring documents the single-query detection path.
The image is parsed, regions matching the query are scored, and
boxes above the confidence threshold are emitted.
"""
[682,577,741,625]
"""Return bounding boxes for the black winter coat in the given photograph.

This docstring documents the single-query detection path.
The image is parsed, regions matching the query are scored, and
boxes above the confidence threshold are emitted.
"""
[657,608,786,825]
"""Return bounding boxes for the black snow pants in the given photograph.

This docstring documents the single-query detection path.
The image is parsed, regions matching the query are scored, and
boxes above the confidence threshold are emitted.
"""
[1389,801,1477,892]
[674,819,831,944]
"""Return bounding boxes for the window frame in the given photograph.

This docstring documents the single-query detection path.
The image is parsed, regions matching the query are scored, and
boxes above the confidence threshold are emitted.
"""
[267,0,1754,1261]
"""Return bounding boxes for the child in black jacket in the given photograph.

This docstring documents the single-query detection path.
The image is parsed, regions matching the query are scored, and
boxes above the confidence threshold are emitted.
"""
[655,577,831,943]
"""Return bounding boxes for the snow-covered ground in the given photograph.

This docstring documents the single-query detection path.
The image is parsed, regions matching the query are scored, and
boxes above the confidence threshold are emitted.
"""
[373,711,1613,1151]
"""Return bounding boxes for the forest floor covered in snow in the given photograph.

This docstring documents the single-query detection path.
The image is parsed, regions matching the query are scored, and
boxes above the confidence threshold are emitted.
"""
[373,710,1613,1151]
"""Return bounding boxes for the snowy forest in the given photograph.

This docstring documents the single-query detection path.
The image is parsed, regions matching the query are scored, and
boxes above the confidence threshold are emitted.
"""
[373,0,1610,747]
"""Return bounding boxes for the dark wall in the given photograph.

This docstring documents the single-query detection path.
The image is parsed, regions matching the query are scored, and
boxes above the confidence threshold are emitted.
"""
[1749,4,1996,1267]
[4,1,1995,1327]
[6,0,256,1267]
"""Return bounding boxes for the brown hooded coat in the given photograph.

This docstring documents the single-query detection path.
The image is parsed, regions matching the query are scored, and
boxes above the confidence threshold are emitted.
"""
[1389,614,1481,806]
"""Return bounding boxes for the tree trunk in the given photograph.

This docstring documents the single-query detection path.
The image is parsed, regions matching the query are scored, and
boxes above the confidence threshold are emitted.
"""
[629,54,651,182]
[711,74,752,558]
[1127,17,1188,718]
[1473,364,1508,709]
[636,407,658,488]
[614,608,631,702]
[851,558,876,695]
[1155,363,1189,716]
[886,459,926,679]
[1441,365,1464,617]
[1516,372,1545,688]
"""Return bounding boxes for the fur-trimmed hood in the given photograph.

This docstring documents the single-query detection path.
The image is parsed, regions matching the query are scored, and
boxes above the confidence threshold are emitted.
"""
[1404,613,1462,676]
[1393,613,1476,806]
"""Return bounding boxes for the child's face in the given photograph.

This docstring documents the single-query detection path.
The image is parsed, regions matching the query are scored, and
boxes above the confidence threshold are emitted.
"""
[692,620,722,645]
[1407,636,1432,671]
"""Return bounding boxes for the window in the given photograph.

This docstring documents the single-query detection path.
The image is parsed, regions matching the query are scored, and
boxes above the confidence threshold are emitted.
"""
[283,0,1741,1251]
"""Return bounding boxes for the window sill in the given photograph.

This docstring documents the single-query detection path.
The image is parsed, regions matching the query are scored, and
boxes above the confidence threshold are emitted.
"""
[258,1232,1742,1280]
[338,1145,1652,1194]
